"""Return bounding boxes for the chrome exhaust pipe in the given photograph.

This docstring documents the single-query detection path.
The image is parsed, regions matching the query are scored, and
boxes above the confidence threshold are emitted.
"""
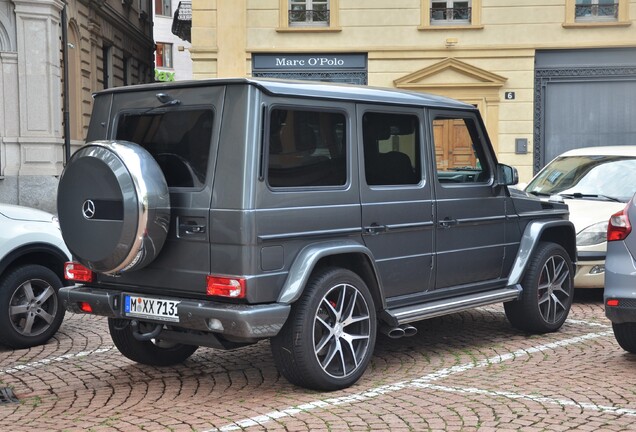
[380,325,405,339]
[401,324,417,337]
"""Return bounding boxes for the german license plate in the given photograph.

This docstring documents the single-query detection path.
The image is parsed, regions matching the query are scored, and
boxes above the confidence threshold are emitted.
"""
[123,294,180,322]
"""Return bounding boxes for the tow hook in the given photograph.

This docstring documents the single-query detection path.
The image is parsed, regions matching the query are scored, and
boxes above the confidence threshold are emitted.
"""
[130,319,163,341]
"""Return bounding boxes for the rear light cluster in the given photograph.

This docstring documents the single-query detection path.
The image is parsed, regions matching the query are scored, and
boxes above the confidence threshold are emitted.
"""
[607,202,632,242]
[206,275,246,298]
[65,262,247,299]
[606,299,620,307]
[64,262,94,283]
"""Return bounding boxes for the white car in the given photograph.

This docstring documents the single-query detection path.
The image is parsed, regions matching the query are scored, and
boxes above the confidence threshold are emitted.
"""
[525,146,636,288]
[0,203,71,348]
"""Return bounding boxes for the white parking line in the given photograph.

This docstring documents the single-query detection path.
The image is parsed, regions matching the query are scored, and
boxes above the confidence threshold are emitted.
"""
[0,347,114,376]
[567,318,611,328]
[413,383,636,417]
[209,330,613,432]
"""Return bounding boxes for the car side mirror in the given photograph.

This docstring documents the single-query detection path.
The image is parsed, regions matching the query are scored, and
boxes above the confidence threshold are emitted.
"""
[497,164,519,186]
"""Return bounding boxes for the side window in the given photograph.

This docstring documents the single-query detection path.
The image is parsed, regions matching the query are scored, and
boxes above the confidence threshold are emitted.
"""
[267,108,346,188]
[363,112,421,186]
[116,109,213,188]
[432,116,491,184]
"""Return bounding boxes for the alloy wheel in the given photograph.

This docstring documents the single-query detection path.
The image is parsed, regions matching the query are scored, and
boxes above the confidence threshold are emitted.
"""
[537,255,571,324]
[9,278,58,337]
[313,282,372,379]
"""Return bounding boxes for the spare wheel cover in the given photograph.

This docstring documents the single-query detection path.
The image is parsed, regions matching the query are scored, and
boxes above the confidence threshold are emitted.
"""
[57,140,170,274]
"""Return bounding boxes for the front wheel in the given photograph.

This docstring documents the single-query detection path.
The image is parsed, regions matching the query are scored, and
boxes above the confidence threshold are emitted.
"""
[0,264,65,348]
[505,242,574,333]
[108,318,198,366]
[271,267,377,391]
[612,322,636,354]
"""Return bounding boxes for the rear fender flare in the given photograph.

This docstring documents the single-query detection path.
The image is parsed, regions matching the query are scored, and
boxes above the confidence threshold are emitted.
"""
[277,240,383,305]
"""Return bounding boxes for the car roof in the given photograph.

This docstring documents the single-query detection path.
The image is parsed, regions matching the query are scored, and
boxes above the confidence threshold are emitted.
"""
[558,146,636,157]
[96,77,474,110]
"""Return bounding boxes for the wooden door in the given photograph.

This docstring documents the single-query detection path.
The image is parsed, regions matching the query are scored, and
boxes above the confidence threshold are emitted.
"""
[433,119,476,171]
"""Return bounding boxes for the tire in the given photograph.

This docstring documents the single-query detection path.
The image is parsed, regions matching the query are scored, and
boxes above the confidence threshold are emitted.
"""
[0,264,65,348]
[612,322,636,354]
[108,318,198,366]
[505,242,574,333]
[57,141,170,274]
[271,267,377,391]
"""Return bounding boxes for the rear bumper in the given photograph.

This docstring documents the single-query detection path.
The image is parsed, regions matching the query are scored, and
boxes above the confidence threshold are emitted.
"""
[604,241,636,324]
[59,285,290,339]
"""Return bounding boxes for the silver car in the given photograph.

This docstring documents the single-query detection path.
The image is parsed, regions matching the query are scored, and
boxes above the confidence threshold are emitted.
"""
[605,195,636,353]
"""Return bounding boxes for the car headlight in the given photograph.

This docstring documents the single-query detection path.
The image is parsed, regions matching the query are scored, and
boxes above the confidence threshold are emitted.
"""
[576,221,609,246]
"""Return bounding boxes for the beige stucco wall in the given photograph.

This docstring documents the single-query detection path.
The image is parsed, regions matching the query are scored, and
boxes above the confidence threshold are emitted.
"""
[190,0,636,182]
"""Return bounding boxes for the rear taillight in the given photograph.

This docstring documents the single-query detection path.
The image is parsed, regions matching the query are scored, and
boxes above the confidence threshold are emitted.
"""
[206,275,246,298]
[64,262,94,283]
[607,204,632,242]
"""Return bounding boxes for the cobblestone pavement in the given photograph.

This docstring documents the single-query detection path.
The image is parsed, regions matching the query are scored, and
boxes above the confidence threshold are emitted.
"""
[1,289,635,431]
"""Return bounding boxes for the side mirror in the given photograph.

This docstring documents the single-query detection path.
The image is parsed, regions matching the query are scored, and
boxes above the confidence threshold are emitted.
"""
[498,164,519,186]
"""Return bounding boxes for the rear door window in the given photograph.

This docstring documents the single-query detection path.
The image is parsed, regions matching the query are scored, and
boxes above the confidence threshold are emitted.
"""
[267,108,347,188]
[116,109,213,188]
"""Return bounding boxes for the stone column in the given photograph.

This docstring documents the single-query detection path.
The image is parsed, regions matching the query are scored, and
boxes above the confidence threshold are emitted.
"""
[12,0,64,173]
[11,0,64,211]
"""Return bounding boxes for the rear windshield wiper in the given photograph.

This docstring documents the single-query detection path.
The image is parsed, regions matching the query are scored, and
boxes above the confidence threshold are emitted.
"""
[558,192,623,203]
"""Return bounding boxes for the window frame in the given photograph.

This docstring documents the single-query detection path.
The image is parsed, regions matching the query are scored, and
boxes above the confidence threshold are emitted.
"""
[419,0,482,30]
[361,111,423,187]
[564,0,630,27]
[155,42,174,69]
[265,104,349,190]
[114,107,215,190]
[154,0,172,17]
[278,0,341,32]
[430,111,494,188]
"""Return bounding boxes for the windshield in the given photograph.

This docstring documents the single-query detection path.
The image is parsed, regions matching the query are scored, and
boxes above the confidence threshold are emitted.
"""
[526,155,636,202]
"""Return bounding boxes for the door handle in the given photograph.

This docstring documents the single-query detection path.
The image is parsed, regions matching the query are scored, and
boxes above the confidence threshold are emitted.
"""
[363,223,387,235]
[439,218,458,228]
[182,223,206,234]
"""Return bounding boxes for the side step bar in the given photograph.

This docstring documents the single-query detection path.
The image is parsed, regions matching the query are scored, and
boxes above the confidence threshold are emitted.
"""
[383,285,522,326]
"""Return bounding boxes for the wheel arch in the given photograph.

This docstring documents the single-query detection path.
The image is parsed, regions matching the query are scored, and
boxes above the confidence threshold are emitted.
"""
[0,243,70,283]
[508,219,576,285]
[277,240,385,310]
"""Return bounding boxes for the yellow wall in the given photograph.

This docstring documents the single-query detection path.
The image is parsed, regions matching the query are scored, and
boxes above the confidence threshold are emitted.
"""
[190,0,636,181]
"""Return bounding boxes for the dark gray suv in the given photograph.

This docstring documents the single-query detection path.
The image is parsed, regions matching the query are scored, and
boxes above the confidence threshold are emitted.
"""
[57,79,576,390]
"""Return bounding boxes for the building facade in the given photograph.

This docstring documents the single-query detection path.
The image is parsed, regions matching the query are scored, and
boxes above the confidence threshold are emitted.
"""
[188,0,636,182]
[154,0,192,82]
[0,0,154,212]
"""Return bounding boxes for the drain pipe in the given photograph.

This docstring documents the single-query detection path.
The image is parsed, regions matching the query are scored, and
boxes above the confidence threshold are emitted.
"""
[61,1,71,164]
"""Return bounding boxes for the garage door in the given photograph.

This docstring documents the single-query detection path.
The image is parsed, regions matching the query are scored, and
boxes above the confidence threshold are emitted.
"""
[534,48,636,173]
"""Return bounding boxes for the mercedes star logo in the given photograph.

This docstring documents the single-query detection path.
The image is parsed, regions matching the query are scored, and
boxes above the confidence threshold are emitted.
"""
[82,199,96,219]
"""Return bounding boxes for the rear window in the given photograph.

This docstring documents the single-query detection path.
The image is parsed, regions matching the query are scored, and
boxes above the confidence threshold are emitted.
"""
[116,109,213,188]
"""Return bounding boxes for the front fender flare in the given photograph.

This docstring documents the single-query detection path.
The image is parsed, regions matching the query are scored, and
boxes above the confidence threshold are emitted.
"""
[277,240,382,305]
[508,219,576,285]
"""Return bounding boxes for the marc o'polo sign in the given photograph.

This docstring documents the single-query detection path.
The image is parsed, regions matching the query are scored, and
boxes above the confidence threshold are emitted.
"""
[252,53,367,71]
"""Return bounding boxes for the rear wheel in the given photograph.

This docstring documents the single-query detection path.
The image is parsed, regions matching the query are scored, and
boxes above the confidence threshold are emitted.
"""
[0,264,65,348]
[271,267,376,391]
[612,322,636,354]
[108,318,198,366]
[505,242,574,333]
